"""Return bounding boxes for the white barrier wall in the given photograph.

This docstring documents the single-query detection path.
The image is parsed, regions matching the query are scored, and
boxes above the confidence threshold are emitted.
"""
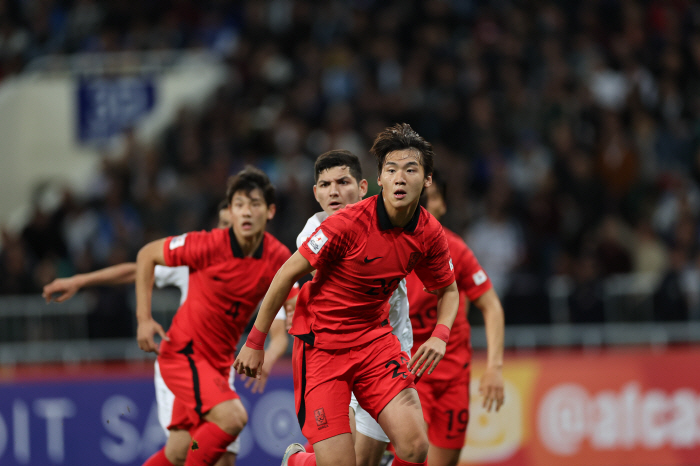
[0,56,227,229]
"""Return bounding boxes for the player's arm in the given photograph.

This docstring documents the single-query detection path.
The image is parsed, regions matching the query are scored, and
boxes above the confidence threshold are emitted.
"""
[234,251,314,379]
[472,288,505,412]
[408,280,460,376]
[42,263,136,303]
[244,317,288,393]
[135,239,170,354]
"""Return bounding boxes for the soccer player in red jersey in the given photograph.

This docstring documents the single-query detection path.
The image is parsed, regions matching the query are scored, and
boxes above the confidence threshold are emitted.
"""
[235,123,460,466]
[43,201,290,466]
[407,171,505,466]
[135,167,298,466]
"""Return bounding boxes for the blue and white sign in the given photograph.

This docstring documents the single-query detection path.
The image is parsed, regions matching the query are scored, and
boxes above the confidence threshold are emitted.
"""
[0,371,304,465]
[77,76,156,142]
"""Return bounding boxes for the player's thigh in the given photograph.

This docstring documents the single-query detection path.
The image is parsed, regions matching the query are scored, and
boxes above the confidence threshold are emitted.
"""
[294,340,354,444]
[164,428,191,466]
[203,398,247,436]
[377,388,428,462]
[354,431,388,466]
[313,432,356,466]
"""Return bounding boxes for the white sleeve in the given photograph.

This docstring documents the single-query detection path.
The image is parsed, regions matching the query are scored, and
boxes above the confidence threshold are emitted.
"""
[296,214,324,249]
[154,265,190,305]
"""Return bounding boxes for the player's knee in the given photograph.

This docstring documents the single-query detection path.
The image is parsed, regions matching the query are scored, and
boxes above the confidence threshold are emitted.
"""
[165,444,188,466]
[219,402,248,436]
[395,434,429,463]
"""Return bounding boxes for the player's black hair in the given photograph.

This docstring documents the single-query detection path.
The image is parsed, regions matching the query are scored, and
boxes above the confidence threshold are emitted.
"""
[431,170,447,203]
[314,150,363,183]
[226,166,276,206]
[420,169,448,208]
[370,123,434,177]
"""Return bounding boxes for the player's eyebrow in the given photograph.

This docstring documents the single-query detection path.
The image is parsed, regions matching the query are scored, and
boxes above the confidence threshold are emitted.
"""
[385,160,419,167]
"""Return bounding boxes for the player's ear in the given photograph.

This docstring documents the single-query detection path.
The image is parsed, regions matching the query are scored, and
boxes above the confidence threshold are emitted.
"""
[377,176,382,187]
[423,174,433,189]
[359,179,368,197]
[267,203,276,220]
[313,185,320,203]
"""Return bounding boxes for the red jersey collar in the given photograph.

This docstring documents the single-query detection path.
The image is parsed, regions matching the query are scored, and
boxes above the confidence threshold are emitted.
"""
[376,191,421,233]
[228,228,264,259]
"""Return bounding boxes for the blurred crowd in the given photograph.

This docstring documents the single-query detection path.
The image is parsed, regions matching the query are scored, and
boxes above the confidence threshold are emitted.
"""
[2,0,700,332]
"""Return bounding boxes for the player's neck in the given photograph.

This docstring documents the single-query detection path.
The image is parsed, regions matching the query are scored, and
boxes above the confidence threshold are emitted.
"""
[381,192,419,228]
[232,228,265,257]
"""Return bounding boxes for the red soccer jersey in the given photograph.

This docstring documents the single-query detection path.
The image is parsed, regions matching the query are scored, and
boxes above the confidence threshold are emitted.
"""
[293,194,455,349]
[407,228,492,381]
[160,228,291,373]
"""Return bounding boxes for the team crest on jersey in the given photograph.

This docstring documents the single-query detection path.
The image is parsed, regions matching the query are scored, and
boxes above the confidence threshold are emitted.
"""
[314,408,328,429]
[307,229,328,254]
[406,252,421,273]
[169,233,187,250]
[473,270,487,285]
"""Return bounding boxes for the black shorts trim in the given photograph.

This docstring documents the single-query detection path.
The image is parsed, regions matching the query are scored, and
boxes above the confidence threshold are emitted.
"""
[177,341,203,418]
[297,341,307,429]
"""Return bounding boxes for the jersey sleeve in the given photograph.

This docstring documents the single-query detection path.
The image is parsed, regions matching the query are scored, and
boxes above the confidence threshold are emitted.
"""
[298,211,355,269]
[162,230,221,271]
[297,215,322,249]
[455,242,493,301]
[413,225,455,291]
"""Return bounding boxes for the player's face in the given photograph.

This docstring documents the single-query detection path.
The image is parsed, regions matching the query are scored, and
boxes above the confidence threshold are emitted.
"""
[378,149,432,210]
[217,208,232,229]
[229,189,275,238]
[425,184,446,220]
[313,166,368,216]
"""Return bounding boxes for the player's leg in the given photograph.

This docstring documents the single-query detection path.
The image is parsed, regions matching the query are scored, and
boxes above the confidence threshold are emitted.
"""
[284,340,357,466]
[354,432,388,466]
[353,334,428,465]
[351,400,390,466]
[377,388,429,464]
[144,362,192,466]
[158,345,243,466]
[214,452,236,466]
[427,446,460,466]
[423,379,470,466]
[143,429,191,466]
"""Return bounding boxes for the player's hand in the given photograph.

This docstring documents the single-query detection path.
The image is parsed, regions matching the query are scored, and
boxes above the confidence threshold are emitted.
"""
[136,318,169,354]
[234,345,264,380]
[243,360,272,393]
[479,366,505,412]
[408,336,446,377]
[42,277,80,303]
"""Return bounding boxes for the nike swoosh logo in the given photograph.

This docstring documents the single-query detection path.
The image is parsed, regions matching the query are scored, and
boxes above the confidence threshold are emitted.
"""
[364,256,382,263]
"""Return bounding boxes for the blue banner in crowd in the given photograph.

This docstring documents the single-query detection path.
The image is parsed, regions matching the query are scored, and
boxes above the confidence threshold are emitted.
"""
[0,372,304,465]
[77,76,156,142]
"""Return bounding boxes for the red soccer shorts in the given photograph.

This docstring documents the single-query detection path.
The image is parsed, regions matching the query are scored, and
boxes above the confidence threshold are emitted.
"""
[158,340,239,433]
[293,332,416,444]
[416,372,471,450]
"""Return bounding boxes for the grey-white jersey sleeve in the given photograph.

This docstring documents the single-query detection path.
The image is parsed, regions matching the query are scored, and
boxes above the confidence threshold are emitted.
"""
[388,278,412,355]
[296,212,327,249]
[154,265,190,305]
